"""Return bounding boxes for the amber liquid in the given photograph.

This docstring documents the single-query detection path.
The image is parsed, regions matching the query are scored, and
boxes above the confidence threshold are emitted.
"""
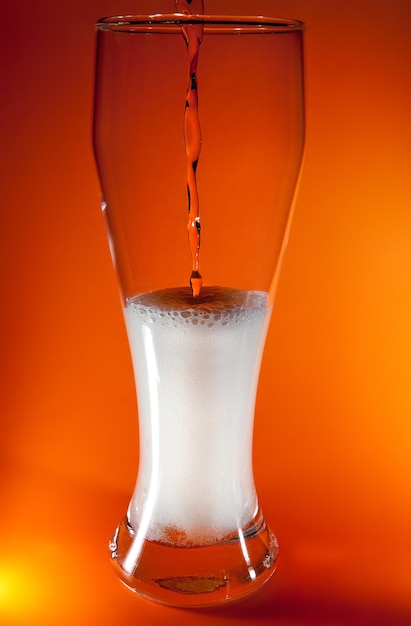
[176,0,204,296]
[111,509,278,607]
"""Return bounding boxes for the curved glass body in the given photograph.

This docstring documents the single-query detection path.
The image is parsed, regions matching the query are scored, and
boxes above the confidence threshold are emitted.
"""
[93,13,304,607]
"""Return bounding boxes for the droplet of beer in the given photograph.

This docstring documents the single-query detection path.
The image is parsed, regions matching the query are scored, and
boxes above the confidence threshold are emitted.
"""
[190,270,202,297]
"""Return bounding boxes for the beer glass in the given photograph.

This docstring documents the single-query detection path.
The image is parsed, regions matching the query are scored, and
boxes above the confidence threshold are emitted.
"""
[93,12,304,607]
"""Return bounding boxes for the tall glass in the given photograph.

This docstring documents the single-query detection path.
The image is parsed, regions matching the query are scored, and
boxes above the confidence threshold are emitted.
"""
[93,12,304,607]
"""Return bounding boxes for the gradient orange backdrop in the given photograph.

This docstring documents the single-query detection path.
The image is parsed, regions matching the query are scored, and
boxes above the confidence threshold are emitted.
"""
[1,1,410,624]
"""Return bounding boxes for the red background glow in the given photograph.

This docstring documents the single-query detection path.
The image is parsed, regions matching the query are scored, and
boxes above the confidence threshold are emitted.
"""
[1,1,410,624]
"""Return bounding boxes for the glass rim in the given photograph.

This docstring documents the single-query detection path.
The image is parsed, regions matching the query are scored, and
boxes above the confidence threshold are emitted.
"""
[95,14,304,34]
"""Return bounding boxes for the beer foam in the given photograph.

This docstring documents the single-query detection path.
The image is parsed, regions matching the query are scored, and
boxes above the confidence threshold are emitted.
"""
[124,286,270,545]
[127,286,268,330]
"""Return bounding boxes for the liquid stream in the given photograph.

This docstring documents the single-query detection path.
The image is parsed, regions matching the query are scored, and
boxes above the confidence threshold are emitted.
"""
[176,0,205,296]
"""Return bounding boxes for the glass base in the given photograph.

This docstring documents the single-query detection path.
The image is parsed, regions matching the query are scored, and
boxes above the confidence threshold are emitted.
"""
[109,509,279,607]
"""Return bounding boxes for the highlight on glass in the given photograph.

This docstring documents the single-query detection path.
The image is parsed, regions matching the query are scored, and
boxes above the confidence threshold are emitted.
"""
[93,7,304,608]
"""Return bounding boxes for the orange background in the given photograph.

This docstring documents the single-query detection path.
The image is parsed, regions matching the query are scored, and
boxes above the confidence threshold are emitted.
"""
[1,1,410,624]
